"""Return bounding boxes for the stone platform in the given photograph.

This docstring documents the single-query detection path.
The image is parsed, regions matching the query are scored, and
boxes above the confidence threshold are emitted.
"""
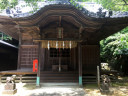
[2,89,17,95]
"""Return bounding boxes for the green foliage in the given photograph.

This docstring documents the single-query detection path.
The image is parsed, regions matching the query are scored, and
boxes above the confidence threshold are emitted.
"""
[0,0,45,12]
[100,27,128,74]
[0,0,128,12]
[77,0,128,11]
[0,32,12,41]
[101,27,128,57]
[0,0,18,11]
[97,0,128,11]
[77,0,97,2]
[24,0,39,13]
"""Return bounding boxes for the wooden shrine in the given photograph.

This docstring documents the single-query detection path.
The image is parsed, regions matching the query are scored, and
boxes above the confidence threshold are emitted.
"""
[0,0,128,86]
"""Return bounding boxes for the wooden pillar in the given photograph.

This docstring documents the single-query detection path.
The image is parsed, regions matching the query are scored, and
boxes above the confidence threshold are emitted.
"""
[41,48,45,71]
[36,42,41,87]
[74,48,76,70]
[97,66,100,89]
[17,32,22,69]
[19,75,22,83]
[78,43,82,86]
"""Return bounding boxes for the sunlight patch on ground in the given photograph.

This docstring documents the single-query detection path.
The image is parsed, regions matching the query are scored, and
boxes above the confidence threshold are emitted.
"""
[0,83,85,96]
[1,83,128,96]
[85,87,128,96]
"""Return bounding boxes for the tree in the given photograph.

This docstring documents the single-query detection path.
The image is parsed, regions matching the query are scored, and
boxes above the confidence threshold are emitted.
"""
[97,0,128,11]
[0,32,12,41]
[0,0,45,12]
[0,0,128,12]
[75,0,128,11]
[100,27,128,74]
[0,0,18,11]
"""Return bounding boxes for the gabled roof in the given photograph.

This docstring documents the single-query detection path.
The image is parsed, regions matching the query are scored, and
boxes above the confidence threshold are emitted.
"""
[0,16,19,40]
[0,2,128,43]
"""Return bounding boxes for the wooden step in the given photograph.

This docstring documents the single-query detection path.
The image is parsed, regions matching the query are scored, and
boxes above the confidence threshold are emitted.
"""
[40,71,78,74]
[40,79,78,83]
[41,77,78,80]
[40,74,78,77]
[40,71,78,83]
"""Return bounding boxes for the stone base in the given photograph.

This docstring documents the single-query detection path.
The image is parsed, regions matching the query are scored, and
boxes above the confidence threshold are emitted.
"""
[100,88,114,95]
[2,89,17,95]
[4,83,16,90]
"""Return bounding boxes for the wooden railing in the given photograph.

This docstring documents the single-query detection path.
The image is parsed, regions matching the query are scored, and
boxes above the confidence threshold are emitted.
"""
[0,74,36,83]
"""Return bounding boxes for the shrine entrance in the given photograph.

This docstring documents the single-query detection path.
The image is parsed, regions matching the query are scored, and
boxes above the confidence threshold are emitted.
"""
[47,48,70,71]
[39,46,79,83]
[42,48,78,72]
[33,9,83,83]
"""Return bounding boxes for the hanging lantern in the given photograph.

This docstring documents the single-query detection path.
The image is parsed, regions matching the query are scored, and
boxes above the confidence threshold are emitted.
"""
[57,27,63,39]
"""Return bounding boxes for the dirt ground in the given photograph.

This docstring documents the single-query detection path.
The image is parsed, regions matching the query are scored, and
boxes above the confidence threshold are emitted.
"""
[84,84,128,96]
[0,83,85,96]
[0,83,128,96]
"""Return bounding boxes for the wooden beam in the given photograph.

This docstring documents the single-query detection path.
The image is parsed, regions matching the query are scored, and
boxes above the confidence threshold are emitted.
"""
[21,45,38,48]
[0,22,16,25]
[33,39,83,42]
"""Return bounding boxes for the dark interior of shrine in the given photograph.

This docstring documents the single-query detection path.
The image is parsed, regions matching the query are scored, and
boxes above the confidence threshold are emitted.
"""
[0,40,18,71]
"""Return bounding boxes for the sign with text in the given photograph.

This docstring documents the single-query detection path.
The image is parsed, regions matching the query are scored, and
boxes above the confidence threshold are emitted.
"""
[33,59,38,72]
